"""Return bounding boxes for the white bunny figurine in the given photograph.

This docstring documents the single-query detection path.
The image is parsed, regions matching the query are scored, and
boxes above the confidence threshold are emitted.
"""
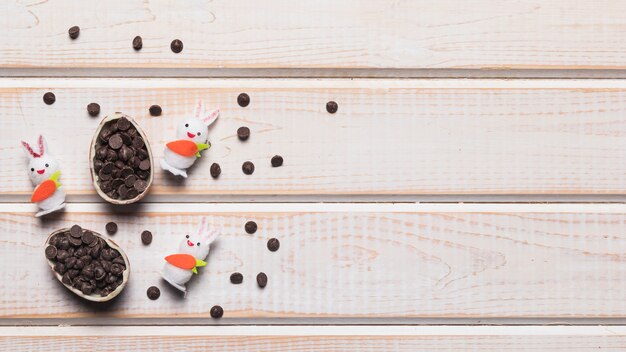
[20,135,66,217]
[162,217,220,295]
[160,100,219,178]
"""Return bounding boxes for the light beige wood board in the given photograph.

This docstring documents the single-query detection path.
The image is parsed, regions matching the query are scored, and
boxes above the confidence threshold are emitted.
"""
[3,0,626,70]
[2,78,626,199]
[1,203,625,319]
[2,326,626,351]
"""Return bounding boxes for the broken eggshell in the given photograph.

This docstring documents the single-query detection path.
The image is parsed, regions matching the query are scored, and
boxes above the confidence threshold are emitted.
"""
[44,227,130,302]
[89,112,154,204]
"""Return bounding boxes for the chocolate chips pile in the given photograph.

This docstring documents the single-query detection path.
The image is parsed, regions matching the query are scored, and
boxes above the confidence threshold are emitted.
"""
[93,117,151,200]
[46,225,127,297]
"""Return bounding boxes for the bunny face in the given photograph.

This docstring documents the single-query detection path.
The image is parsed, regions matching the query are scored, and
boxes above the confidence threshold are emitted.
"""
[174,100,219,145]
[176,118,209,145]
[21,135,60,185]
[27,155,59,185]
[177,233,212,259]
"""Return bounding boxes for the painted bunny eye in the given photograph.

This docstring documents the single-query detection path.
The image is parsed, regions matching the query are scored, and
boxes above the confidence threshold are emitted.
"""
[197,132,201,136]
[45,163,49,167]
[185,235,189,238]
[30,168,34,172]
[197,242,201,246]
[185,123,189,128]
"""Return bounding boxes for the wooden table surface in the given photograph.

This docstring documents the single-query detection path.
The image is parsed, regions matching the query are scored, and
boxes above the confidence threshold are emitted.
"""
[2,0,626,350]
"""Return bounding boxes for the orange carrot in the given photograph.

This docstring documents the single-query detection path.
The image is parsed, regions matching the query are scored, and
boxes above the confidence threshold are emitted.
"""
[165,253,196,270]
[31,179,56,203]
[166,140,198,157]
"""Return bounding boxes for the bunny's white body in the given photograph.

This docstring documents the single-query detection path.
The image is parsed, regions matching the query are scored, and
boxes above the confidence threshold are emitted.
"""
[160,100,219,178]
[162,217,219,296]
[21,135,66,217]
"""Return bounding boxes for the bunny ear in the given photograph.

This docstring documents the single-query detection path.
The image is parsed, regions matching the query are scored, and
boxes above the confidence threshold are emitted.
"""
[202,109,219,126]
[38,135,46,156]
[197,216,220,244]
[193,100,205,119]
[21,140,39,159]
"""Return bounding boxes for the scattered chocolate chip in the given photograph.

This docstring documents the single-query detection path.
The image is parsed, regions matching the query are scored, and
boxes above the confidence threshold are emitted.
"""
[45,245,58,259]
[237,93,250,107]
[210,163,221,178]
[271,155,283,167]
[242,161,255,175]
[141,230,152,245]
[147,286,160,300]
[256,272,268,288]
[149,105,162,116]
[43,92,56,105]
[245,221,257,234]
[237,126,250,141]
[68,26,80,39]
[132,36,143,50]
[326,101,338,114]
[87,103,100,117]
[267,238,280,252]
[134,179,148,192]
[170,39,183,53]
[230,272,243,284]
[105,222,118,234]
[210,305,224,318]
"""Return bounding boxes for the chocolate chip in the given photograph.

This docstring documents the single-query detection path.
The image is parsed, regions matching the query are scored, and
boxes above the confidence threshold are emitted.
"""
[70,225,83,238]
[242,161,255,175]
[124,174,137,187]
[139,159,151,171]
[87,103,100,117]
[237,93,250,107]
[149,105,162,116]
[267,238,280,252]
[210,163,221,178]
[132,136,145,149]
[170,39,183,53]
[43,92,56,105]
[105,222,117,234]
[141,230,152,245]
[81,231,96,245]
[68,26,80,39]
[256,272,268,288]
[147,286,160,300]
[134,179,147,192]
[45,245,58,259]
[271,155,283,167]
[210,305,224,319]
[245,221,257,234]
[237,126,250,141]
[117,117,131,131]
[326,101,338,114]
[69,236,82,247]
[230,272,243,284]
[108,134,123,150]
[132,36,143,50]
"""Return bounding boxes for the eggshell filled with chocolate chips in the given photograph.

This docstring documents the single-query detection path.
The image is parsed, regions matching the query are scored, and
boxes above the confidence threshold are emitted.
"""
[44,225,130,302]
[90,112,153,204]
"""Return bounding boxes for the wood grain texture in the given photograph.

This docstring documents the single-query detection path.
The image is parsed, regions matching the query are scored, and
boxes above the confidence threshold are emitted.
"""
[1,203,625,319]
[2,326,626,351]
[2,78,626,198]
[3,0,626,70]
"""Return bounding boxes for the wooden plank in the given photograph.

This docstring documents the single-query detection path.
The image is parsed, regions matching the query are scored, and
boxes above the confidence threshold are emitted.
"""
[1,203,625,319]
[2,78,626,199]
[1,326,626,351]
[3,1,626,70]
